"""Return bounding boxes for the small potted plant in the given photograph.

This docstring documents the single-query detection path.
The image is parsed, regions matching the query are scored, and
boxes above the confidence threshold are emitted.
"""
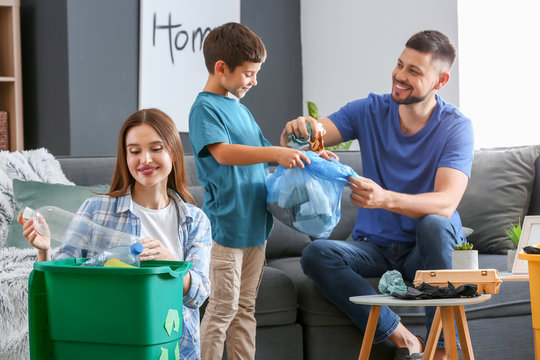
[452,241,478,269]
[504,218,521,272]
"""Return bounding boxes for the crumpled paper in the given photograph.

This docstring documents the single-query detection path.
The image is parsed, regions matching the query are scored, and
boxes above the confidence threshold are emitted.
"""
[378,270,407,296]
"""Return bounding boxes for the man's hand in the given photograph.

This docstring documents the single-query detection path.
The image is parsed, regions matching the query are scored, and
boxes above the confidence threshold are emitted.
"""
[280,116,322,147]
[348,176,389,209]
[276,147,311,168]
[281,116,344,151]
[347,167,469,219]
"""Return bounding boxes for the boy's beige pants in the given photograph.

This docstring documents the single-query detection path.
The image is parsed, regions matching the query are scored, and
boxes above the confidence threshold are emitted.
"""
[200,241,266,360]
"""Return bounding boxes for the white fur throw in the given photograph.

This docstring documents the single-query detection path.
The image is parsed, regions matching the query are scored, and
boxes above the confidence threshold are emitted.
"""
[0,248,37,360]
[0,148,73,248]
[0,148,72,360]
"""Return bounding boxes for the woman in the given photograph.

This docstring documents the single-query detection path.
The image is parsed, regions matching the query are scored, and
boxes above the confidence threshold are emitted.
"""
[19,108,211,359]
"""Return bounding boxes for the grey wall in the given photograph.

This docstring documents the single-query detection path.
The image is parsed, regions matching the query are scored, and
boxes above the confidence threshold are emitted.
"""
[66,0,138,156]
[21,0,302,156]
[301,1,459,120]
[21,0,139,156]
[21,0,71,155]
[240,0,303,146]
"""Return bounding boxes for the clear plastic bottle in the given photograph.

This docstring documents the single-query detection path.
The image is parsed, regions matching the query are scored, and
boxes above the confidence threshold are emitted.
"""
[81,242,144,267]
[23,205,141,259]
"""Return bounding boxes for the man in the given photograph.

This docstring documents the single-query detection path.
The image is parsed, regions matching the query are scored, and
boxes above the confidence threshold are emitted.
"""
[281,30,473,360]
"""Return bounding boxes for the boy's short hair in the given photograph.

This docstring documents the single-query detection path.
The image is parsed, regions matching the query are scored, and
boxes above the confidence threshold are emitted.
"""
[406,30,456,70]
[203,22,266,74]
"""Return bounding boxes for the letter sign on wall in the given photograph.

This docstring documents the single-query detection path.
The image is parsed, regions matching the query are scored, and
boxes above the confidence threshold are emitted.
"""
[139,0,240,132]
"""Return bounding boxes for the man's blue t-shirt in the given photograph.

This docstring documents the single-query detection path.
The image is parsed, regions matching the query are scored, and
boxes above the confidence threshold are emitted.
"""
[329,93,474,245]
[188,91,273,248]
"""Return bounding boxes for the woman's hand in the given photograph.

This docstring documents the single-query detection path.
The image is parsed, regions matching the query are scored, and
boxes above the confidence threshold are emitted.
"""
[17,211,51,251]
[17,211,51,261]
[140,237,177,261]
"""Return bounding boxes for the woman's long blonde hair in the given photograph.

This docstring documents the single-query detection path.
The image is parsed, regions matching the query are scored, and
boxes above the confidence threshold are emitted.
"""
[107,108,195,205]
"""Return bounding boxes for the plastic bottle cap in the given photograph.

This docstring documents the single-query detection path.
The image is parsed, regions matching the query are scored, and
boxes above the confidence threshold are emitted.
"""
[22,207,35,220]
[130,242,144,256]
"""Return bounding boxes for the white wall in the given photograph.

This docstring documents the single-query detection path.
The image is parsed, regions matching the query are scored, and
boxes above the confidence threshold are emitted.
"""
[301,1,459,137]
[458,0,540,149]
[301,1,460,117]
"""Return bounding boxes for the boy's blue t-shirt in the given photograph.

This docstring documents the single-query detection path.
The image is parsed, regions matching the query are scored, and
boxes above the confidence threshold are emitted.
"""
[329,93,474,245]
[188,91,273,248]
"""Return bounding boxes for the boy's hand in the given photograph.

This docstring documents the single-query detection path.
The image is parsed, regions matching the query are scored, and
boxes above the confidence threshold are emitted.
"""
[17,211,51,251]
[276,147,310,169]
[280,116,323,147]
[319,149,339,162]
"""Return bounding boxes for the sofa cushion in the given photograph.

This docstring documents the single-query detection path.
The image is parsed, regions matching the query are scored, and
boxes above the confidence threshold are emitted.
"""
[255,266,298,327]
[5,180,108,249]
[458,145,540,254]
[57,156,116,187]
[266,219,311,259]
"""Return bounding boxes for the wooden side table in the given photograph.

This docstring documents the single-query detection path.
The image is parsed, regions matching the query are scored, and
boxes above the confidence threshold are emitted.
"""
[349,294,492,360]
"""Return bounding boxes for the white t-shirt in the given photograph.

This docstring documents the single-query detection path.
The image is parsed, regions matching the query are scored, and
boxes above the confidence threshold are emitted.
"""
[131,200,183,260]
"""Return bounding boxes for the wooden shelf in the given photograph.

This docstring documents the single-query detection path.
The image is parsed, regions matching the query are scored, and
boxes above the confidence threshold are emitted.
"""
[0,0,23,151]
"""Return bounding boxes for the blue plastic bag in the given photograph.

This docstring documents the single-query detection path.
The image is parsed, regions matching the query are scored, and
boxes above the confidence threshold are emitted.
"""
[266,150,359,238]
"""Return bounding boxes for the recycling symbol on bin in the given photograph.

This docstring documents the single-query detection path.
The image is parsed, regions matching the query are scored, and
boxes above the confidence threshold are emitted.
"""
[160,309,181,360]
[164,309,180,335]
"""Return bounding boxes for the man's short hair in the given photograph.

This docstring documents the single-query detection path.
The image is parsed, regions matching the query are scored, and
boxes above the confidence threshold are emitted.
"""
[203,22,267,74]
[406,30,456,70]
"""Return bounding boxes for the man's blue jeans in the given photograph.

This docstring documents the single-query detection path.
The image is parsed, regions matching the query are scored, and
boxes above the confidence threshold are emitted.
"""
[300,214,463,346]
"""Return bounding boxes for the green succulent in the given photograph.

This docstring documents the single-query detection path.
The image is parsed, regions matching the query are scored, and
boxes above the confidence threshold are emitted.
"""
[454,242,474,251]
[504,218,522,248]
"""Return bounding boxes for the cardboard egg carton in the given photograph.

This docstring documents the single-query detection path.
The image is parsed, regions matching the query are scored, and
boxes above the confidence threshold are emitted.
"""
[413,269,502,294]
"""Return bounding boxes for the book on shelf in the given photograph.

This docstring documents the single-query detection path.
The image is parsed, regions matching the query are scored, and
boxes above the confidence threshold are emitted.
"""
[0,111,9,151]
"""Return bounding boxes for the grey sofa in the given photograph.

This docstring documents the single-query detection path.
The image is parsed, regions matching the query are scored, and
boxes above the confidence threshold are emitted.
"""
[57,145,540,360]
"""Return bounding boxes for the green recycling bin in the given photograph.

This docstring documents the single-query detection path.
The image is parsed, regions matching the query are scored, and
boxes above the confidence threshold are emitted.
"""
[28,258,191,360]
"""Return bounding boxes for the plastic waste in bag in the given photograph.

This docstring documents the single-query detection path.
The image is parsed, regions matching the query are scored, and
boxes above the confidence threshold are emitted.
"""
[81,242,144,267]
[266,150,359,238]
[23,206,141,266]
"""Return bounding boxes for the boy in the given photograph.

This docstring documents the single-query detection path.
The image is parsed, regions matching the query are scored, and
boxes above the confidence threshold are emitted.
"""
[188,22,309,360]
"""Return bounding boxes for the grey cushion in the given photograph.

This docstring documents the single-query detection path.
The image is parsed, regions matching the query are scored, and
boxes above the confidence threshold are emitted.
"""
[255,266,298,327]
[458,146,540,254]
[266,218,311,259]
[58,156,116,186]
[254,325,303,360]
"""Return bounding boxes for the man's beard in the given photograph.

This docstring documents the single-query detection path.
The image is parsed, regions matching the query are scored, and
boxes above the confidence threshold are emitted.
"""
[391,88,430,105]
[391,80,431,105]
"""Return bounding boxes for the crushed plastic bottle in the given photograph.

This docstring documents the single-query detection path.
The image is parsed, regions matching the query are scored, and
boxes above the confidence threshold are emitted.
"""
[81,242,144,267]
[23,206,141,263]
